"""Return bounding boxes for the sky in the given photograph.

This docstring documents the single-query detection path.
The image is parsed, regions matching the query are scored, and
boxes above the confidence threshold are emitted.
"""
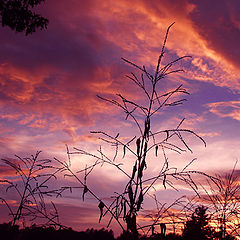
[1,0,240,236]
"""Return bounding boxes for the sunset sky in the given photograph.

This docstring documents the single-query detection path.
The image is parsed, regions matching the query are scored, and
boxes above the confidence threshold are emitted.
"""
[1,0,240,236]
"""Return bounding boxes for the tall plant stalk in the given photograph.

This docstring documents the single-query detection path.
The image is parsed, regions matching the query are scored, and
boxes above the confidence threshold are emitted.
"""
[0,151,69,228]
[54,23,216,239]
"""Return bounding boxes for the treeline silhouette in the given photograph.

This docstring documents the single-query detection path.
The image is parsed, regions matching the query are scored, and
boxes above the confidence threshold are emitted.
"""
[0,223,181,240]
[0,206,236,240]
[0,224,115,240]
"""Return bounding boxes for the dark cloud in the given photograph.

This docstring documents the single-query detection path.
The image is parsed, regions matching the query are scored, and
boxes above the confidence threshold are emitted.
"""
[190,0,240,69]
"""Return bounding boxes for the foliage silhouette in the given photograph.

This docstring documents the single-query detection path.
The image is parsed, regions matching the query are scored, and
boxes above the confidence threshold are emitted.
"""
[0,223,115,240]
[0,0,48,35]
[54,23,216,239]
[164,233,183,240]
[182,205,215,240]
[0,222,19,240]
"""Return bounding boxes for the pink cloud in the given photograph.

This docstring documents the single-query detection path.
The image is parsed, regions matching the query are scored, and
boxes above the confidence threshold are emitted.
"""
[1,0,240,235]
[207,101,240,121]
[0,0,239,148]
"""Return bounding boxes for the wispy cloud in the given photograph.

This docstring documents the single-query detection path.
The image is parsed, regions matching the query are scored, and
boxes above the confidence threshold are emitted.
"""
[207,100,240,121]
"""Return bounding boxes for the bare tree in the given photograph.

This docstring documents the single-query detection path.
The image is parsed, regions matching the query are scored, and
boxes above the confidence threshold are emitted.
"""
[199,162,240,239]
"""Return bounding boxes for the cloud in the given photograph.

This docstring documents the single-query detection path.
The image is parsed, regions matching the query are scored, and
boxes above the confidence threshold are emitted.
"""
[0,164,16,177]
[0,0,239,147]
[190,0,240,70]
[207,100,240,121]
[1,0,240,233]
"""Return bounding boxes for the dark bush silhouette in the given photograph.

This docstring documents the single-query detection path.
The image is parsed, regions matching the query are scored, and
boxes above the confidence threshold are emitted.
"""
[165,233,183,240]
[2,221,236,240]
[0,223,115,240]
[118,231,183,240]
[0,0,48,34]
[0,222,19,240]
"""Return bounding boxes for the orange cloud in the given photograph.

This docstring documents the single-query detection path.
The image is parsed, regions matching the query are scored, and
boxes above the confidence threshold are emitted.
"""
[1,1,240,234]
[0,0,239,149]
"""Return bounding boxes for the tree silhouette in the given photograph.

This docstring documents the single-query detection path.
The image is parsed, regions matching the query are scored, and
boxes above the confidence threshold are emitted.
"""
[0,0,48,35]
[182,206,214,240]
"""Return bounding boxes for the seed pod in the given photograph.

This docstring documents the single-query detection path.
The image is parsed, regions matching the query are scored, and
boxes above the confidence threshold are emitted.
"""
[82,185,88,201]
[142,143,147,169]
[143,142,147,157]
[137,191,143,211]
[163,175,166,189]
[131,161,137,180]
[123,200,127,218]
[123,145,126,158]
[139,159,145,178]
[136,138,141,156]
[128,185,134,206]
[155,145,158,157]
[144,118,150,138]
[98,201,105,223]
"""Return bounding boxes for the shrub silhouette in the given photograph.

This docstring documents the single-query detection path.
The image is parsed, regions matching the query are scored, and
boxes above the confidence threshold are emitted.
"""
[0,223,116,240]
[0,222,19,240]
